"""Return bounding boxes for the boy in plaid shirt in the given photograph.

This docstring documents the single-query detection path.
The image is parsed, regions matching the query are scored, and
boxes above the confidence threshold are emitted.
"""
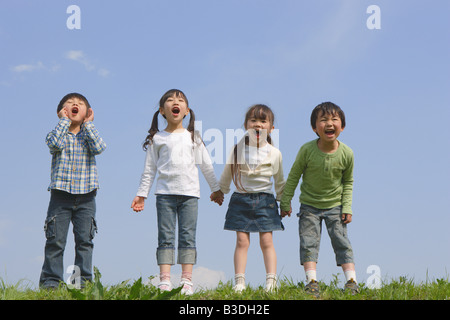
[39,93,106,289]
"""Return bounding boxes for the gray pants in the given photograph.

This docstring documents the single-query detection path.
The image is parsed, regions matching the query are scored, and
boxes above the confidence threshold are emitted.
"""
[298,204,354,266]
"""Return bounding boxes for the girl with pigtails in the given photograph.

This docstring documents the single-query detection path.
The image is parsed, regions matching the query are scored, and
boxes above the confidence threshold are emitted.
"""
[131,89,223,295]
[219,104,285,293]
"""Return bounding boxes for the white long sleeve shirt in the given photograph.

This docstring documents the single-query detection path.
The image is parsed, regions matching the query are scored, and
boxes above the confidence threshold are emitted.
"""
[219,139,285,200]
[136,129,220,198]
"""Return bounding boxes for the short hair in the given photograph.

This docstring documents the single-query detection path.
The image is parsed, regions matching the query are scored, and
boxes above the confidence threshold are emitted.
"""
[57,93,91,113]
[310,102,346,130]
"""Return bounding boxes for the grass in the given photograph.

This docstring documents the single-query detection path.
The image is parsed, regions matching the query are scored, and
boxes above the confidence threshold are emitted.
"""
[1,268,449,300]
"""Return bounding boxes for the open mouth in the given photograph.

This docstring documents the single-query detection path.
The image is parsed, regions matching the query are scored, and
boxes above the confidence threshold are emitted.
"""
[72,107,79,115]
[325,129,335,136]
[249,129,265,140]
[171,107,180,115]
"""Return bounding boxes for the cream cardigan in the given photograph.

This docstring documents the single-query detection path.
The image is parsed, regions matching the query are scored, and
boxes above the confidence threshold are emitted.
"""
[219,138,285,200]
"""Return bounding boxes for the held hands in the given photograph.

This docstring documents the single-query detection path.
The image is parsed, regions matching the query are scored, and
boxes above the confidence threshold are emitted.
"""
[342,213,352,224]
[210,190,224,206]
[131,196,145,212]
[132,191,225,212]
[280,204,352,223]
[280,203,292,218]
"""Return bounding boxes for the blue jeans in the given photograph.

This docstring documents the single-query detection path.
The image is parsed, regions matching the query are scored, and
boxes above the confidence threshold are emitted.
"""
[298,204,354,266]
[156,195,198,265]
[39,189,97,288]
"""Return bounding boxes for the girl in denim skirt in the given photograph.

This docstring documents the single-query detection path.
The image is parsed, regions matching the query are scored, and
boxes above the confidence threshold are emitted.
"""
[131,89,223,295]
[218,104,285,292]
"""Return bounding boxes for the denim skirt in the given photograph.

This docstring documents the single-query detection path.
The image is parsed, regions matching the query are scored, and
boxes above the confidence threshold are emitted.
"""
[224,192,284,233]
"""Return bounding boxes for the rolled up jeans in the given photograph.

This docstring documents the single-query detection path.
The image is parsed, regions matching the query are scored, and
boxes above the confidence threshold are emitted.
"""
[156,195,198,265]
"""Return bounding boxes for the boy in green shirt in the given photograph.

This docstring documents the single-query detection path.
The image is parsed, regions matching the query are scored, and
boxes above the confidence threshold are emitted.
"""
[280,102,358,296]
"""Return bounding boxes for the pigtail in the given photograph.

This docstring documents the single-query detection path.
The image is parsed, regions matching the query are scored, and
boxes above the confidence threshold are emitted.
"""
[187,108,196,144]
[187,108,207,148]
[142,110,160,151]
[231,135,248,193]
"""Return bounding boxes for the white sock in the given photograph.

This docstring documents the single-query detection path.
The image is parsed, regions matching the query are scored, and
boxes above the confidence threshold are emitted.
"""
[235,273,245,286]
[266,273,277,285]
[344,270,357,283]
[305,269,317,283]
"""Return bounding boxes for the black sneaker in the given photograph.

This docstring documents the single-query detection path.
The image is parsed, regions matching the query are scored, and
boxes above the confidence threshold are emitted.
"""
[344,279,360,295]
[305,280,320,298]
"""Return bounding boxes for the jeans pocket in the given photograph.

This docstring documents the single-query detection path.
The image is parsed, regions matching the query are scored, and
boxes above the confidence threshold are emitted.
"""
[44,216,56,240]
[297,204,308,218]
[90,218,98,240]
[266,195,278,209]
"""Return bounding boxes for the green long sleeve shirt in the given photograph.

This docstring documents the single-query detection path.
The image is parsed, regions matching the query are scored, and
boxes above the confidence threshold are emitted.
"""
[280,139,354,214]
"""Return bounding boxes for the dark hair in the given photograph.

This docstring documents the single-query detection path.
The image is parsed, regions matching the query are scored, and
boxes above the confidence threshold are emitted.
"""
[142,89,196,151]
[57,92,91,113]
[231,104,275,192]
[310,101,346,133]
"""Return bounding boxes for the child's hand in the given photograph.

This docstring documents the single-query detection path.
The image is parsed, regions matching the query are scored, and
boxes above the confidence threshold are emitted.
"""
[84,108,94,123]
[280,206,292,218]
[58,107,69,119]
[342,213,352,224]
[131,196,145,212]
[210,190,224,206]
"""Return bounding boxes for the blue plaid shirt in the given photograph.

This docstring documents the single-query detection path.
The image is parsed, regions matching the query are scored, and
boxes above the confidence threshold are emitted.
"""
[46,117,106,194]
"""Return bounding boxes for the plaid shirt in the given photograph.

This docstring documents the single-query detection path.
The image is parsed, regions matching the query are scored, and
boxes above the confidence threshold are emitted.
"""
[46,117,106,194]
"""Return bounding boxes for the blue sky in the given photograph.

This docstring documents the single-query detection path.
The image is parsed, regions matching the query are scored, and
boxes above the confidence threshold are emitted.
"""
[1,0,449,290]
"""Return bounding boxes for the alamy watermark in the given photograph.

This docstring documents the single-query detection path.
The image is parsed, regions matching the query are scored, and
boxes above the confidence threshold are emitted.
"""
[166,121,280,166]
[66,265,81,289]
[366,264,382,289]
[67,5,381,31]
[366,5,381,30]
[66,5,81,30]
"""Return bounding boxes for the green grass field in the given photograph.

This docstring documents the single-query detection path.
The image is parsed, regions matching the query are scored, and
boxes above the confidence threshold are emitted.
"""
[1,267,449,300]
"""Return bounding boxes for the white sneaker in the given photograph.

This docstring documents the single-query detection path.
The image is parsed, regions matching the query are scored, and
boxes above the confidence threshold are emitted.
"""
[180,279,194,295]
[233,283,246,293]
[233,273,246,293]
[158,280,172,292]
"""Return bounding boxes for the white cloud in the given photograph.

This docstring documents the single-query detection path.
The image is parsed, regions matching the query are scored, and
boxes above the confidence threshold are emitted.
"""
[65,50,95,71]
[65,50,84,61]
[98,68,110,77]
[193,266,227,290]
[9,51,110,78]
[10,61,60,75]
[11,61,44,73]
[65,50,110,77]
